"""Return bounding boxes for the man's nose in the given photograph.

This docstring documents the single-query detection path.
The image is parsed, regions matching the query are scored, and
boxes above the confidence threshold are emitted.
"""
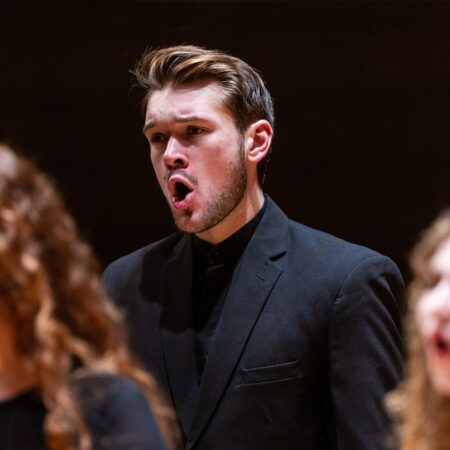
[163,137,188,169]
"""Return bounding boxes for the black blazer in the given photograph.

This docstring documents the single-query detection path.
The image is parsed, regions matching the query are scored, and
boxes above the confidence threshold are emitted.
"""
[104,197,404,450]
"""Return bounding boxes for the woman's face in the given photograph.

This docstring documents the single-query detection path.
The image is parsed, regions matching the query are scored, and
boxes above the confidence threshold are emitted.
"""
[416,236,450,395]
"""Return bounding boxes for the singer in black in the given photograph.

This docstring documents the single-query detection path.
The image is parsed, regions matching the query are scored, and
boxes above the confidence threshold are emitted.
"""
[104,45,404,450]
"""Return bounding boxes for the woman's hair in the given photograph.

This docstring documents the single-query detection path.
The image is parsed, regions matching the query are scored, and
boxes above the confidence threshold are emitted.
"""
[388,211,450,450]
[0,144,173,449]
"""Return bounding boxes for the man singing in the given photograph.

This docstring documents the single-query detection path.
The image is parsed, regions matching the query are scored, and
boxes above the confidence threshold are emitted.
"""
[104,45,404,450]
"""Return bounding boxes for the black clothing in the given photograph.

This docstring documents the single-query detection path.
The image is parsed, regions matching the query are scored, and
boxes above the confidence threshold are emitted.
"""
[0,389,46,450]
[104,197,404,450]
[192,202,266,381]
[0,374,168,450]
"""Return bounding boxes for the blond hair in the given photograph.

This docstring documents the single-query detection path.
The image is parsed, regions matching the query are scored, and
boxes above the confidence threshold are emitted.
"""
[388,211,450,450]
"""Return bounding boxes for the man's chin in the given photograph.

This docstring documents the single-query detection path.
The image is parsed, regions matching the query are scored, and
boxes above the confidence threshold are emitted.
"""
[175,221,198,234]
[173,211,201,234]
[173,211,217,235]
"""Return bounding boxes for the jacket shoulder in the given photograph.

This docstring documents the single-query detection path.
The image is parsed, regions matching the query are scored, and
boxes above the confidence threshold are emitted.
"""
[103,232,181,296]
[286,219,402,285]
[288,219,384,259]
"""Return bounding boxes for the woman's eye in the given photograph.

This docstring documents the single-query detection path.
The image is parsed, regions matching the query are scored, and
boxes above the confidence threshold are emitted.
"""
[425,272,441,289]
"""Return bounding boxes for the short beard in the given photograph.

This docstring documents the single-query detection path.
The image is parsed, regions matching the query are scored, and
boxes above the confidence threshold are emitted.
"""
[173,143,247,234]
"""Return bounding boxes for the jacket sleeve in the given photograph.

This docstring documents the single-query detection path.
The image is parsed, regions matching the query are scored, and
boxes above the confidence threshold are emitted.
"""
[328,254,404,450]
[103,258,131,307]
[73,374,169,450]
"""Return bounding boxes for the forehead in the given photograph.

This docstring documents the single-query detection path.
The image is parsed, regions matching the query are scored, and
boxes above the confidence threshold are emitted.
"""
[145,79,231,121]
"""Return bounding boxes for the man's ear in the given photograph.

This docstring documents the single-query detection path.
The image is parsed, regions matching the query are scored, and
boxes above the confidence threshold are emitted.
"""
[245,120,273,163]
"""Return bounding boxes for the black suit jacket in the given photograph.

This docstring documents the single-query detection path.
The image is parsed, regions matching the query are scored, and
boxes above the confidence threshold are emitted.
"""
[104,197,404,450]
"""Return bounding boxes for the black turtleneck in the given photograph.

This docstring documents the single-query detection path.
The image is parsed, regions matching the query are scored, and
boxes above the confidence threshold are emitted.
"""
[192,200,266,383]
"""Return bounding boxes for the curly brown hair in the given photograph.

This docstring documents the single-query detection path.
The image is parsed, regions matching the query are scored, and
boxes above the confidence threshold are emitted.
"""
[388,211,450,450]
[0,144,174,449]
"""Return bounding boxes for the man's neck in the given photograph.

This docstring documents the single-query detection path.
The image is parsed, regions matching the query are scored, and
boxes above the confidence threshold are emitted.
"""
[196,189,265,245]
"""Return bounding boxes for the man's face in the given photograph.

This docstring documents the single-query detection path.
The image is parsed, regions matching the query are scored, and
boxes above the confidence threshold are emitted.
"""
[416,236,450,395]
[143,79,247,234]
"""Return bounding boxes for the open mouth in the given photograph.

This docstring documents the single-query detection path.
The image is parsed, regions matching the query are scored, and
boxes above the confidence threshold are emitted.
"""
[433,330,450,357]
[168,175,195,209]
[174,182,192,202]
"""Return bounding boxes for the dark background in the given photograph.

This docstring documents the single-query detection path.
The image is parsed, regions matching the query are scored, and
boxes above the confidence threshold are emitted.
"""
[1,1,449,280]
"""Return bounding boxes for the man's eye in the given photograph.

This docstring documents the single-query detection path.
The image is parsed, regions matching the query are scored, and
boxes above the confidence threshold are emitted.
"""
[150,133,166,144]
[187,126,204,135]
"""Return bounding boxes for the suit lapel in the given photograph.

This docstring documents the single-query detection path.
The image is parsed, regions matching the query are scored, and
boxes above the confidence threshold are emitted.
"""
[187,198,287,447]
[160,234,199,436]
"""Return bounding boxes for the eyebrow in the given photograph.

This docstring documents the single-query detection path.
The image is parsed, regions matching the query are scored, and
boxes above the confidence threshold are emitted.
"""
[142,115,207,134]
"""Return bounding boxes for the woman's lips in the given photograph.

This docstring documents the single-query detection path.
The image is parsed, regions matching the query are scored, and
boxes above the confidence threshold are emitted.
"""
[427,323,450,360]
[433,331,449,358]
